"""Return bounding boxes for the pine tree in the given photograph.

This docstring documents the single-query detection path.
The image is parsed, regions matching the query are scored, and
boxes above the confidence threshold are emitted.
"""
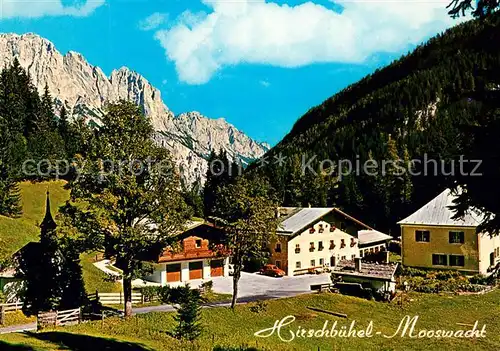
[182,179,204,218]
[173,287,203,341]
[0,116,22,216]
[58,106,69,141]
[40,84,57,132]
[203,149,239,217]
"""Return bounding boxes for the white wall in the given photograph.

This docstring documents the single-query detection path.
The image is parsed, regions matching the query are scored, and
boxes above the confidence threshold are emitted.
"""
[478,232,500,274]
[181,261,190,282]
[149,257,231,286]
[223,257,230,277]
[144,264,165,284]
[286,220,360,276]
[203,260,211,279]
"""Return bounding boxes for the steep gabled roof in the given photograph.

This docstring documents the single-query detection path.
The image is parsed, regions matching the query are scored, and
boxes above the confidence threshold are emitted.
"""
[398,189,484,227]
[332,260,398,281]
[358,230,392,245]
[277,207,372,235]
[278,208,334,234]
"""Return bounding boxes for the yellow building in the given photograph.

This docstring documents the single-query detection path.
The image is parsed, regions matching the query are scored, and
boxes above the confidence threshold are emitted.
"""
[398,189,500,275]
[269,207,387,276]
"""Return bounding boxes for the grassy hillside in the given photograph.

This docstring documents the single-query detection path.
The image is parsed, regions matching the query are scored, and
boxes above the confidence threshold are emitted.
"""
[0,290,499,350]
[0,180,69,255]
[0,181,121,293]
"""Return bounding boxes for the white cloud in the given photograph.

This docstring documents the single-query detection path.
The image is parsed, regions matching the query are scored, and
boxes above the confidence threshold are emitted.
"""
[155,0,468,85]
[139,12,168,31]
[0,0,105,19]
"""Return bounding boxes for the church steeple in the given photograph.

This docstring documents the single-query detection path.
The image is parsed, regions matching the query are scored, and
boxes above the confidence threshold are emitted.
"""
[40,190,56,233]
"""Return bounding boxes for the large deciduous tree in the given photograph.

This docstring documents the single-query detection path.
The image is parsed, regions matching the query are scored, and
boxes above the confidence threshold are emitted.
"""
[204,149,240,218]
[448,0,499,18]
[446,72,500,234]
[63,100,188,317]
[213,176,277,309]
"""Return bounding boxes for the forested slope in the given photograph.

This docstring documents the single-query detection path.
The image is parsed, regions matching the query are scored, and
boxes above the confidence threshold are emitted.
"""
[254,14,500,234]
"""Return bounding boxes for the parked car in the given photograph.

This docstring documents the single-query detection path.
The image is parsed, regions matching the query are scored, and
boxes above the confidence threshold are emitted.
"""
[259,264,286,277]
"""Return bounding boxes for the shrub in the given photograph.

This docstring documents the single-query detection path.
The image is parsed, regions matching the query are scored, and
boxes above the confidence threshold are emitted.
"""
[139,286,161,302]
[249,300,268,313]
[469,274,489,285]
[400,267,428,277]
[434,270,461,280]
[200,280,213,293]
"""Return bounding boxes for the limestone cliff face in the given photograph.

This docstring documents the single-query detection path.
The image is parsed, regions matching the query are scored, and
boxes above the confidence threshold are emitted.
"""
[0,33,269,184]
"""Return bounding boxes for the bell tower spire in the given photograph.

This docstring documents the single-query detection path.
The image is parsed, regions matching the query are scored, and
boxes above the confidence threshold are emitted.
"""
[40,190,57,234]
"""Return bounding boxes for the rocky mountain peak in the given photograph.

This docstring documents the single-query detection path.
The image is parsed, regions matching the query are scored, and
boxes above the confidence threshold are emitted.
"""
[0,32,268,184]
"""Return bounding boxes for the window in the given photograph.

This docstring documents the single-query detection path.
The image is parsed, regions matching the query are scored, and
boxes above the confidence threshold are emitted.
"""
[449,231,464,244]
[340,239,346,248]
[416,230,430,242]
[359,250,363,257]
[449,255,465,267]
[351,254,356,260]
[296,261,301,269]
[341,256,346,260]
[309,242,315,252]
[275,243,282,253]
[295,244,300,254]
[310,259,316,267]
[318,224,324,233]
[309,227,316,234]
[350,238,356,247]
[195,239,202,248]
[375,247,379,253]
[432,254,447,266]
[329,240,335,249]
[318,241,324,251]
[319,258,324,265]
[329,224,335,232]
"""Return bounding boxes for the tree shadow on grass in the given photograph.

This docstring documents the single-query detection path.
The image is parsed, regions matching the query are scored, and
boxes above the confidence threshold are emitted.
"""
[213,347,261,351]
[25,331,153,351]
[0,340,37,351]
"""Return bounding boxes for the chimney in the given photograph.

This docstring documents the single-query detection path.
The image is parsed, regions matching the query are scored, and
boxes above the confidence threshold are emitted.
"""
[354,257,362,272]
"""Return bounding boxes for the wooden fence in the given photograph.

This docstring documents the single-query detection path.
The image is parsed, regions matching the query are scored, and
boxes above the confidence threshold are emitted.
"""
[37,307,81,330]
[0,302,23,313]
[0,302,24,325]
[88,291,146,305]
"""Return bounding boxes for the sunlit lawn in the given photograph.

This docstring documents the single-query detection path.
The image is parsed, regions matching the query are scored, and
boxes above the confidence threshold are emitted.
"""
[0,180,69,255]
[0,289,498,351]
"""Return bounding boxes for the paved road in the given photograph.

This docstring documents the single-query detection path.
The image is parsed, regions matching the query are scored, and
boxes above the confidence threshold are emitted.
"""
[0,272,331,334]
[212,271,331,298]
[0,322,36,334]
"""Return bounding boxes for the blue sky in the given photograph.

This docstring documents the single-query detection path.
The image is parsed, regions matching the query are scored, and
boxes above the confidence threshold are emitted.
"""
[0,0,464,145]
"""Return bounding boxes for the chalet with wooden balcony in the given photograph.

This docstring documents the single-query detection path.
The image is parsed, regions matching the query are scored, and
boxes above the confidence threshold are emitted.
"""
[144,222,230,285]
